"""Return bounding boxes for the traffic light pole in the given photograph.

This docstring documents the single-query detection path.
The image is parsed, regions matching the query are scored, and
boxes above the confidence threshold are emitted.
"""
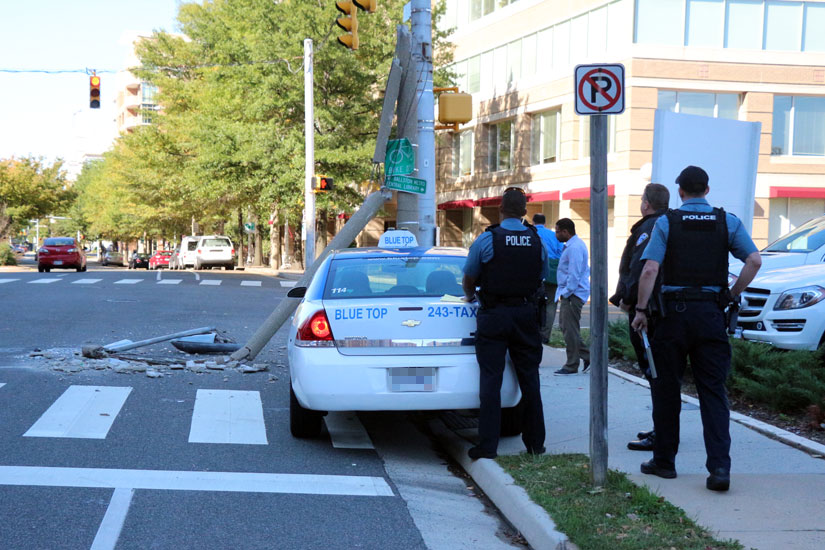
[304,38,316,269]
[411,0,436,246]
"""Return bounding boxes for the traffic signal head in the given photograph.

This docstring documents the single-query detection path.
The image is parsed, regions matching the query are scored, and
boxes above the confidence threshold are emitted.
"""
[335,1,359,50]
[353,0,376,12]
[89,75,101,109]
[313,175,334,192]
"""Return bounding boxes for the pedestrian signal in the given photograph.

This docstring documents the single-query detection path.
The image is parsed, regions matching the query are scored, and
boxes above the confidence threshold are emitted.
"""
[335,1,359,50]
[89,75,101,109]
[313,176,334,192]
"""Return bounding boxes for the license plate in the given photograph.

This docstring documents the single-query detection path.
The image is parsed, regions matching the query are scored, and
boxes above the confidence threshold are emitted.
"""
[389,367,436,392]
[54,260,63,265]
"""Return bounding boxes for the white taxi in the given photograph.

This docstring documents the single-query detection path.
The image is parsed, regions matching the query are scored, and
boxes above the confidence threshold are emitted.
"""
[286,231,522,438]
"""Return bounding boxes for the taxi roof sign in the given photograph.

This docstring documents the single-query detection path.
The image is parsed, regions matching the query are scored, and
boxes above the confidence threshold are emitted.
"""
[378,230,418,248]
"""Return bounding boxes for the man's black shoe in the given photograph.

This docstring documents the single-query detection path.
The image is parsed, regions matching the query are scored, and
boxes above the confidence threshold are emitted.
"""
[627,436,655,451]
[640,459,677,479]
[706,468,730,491]
[553,368,577,376]
[581,359,591,374]
[637,429,655,440]
[525,446,546,456]
[468,446,497,460]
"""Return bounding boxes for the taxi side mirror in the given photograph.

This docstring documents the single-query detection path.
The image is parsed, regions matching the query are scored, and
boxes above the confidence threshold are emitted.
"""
[287,286,307,298]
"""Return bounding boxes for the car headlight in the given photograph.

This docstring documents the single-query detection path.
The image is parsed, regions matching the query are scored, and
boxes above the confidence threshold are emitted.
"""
[773,285,825,310]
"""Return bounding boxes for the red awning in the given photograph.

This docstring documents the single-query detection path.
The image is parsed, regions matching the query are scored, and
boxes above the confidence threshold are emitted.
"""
[527,191,560,202]
[562,185,615,200]
[437,199,475,210]
[475,196,502,207]
[770,186,825,199]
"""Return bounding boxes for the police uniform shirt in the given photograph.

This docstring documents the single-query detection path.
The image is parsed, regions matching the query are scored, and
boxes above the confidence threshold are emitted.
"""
[641,197,758,293]
[463,218,550,280]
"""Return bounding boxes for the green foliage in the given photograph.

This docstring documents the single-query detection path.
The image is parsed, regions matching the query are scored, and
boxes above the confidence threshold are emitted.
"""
[0,157,72,239]
[607,320,637,361]
[0,243,17,266]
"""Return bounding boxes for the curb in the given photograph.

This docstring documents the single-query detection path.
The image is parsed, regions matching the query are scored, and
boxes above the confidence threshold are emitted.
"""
[428,419,573,550]
[608,366,825,457]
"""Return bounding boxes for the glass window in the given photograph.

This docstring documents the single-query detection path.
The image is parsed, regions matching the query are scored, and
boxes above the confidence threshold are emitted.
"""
[456,0,469,27]
[483,0,495,16]
[530,111,559,165]
[480,51,494,93]
[521,33,537,79]
[553,21,570,68]
[772,95,792,155]
[537,28,553,73]
[470,0,482,21]
[608,0,628,52]
[804,4,825,52]
[765,1,802,51]
[443,0,458,31]
[507,40,521,84]
[141,83,157,103]
[467,56,481,94]
[658,90,677,112]
[588,7,608,56]
[635,0,683,45]
[763,216,825,253]
[453,60,467,92]
[793,97,825,156]
[325,256,466,299]
[453,130,474,176]
[686,0,724,48]
[571,15,589,61]
[493,45,507,89]
[679,92,716,117]
[658,91,739,120]
[489,121,512,171]
[717,94,739,119]
[726,0,764,50]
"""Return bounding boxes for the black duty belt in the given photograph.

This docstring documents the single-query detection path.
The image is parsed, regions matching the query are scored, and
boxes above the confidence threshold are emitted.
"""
[485,295,535,307]
[663,290,720,302]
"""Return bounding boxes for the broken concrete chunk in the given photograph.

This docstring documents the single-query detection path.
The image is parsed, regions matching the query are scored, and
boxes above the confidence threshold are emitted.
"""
[146,370,162,378]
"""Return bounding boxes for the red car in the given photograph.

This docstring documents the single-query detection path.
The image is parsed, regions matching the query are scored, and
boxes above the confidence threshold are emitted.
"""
[149,250,173,270]
[37,237,87,272]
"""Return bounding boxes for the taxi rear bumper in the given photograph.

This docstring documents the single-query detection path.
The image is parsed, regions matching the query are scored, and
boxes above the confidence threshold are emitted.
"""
[289,347,521,412]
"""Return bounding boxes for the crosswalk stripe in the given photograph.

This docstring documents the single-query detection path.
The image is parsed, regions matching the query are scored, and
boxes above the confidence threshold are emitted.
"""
[114,279,142,285]
[279,280,297,288]
[240,281,262,287]
[324,412,374,449]
[189,389,268,445]
[0,383,5,389]
[24,386,132,439]
[0,279,19,284]
[200,280,222,286]
[29,278,60,284]
[72,278,103,285]
[157,279,182,285]
[91,487,133,550]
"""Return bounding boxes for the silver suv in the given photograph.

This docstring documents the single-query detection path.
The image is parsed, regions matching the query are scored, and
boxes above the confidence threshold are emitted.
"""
[194,235,235,270]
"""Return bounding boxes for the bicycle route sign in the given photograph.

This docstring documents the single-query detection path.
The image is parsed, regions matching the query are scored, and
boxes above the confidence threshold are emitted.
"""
[574,63,625,115]
[385,138,415,176]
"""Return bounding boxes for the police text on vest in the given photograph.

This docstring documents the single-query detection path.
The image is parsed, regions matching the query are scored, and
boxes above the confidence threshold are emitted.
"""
[505,235,532,246]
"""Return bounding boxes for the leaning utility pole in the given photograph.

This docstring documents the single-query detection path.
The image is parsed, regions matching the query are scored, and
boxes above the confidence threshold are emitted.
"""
[303,38,316,269]
[411,0,435,246]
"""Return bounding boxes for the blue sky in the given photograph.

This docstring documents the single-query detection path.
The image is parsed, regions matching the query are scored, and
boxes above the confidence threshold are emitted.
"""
[0,0,182,176]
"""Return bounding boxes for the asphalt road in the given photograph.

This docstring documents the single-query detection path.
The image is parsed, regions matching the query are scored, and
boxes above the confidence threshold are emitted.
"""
[0,258,522,550]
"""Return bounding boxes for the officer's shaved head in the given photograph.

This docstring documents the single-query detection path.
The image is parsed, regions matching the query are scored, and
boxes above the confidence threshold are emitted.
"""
[675,165,709,195]
[500,187,527,218]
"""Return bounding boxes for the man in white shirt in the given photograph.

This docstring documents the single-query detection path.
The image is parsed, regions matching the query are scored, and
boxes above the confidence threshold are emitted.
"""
[554,218,591,375]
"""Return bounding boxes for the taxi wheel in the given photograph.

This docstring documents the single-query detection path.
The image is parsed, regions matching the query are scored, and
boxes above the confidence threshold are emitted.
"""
[500,400,524,437]
[290,386,323,438]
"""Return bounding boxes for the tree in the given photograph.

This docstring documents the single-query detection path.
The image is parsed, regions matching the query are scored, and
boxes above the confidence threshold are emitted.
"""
[0,157,72,240]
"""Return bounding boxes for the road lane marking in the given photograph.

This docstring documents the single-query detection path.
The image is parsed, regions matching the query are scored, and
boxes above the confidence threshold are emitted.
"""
[0,279,20,284]
[0,383,5,389]
[90,488,133,550]
[72,278,102,285]
[29,278,60,284]
[0,465,394,496]
[279,281,297,288]
[240,281,262,287]
[156,269,162,281]
[24,386,132,439]
[188,389,268,445]
[114,279,142,285]
[200,280,222,286]
[324,412,374,449]
[157,279,182,285]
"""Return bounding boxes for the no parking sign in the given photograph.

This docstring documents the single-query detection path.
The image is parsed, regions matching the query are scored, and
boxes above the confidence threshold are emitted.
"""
[574,64,625,115]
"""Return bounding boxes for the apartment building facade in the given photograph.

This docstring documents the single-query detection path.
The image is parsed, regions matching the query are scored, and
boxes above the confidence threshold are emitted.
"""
[114,34,159,135]
[434,0,825,276]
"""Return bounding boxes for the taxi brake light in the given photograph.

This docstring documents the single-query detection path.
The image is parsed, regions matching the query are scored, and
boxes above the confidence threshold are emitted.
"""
[297,310,334,341]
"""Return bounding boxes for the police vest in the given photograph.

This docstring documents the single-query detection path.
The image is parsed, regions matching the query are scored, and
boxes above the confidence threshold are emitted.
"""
[479,223,543,298]
[663,207,728,287]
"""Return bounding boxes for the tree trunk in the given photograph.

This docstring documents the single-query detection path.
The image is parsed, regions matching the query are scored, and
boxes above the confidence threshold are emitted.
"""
[252,211,263,266]
[269,208,281,269]
[237,209,244,268]
[318,209,328,252]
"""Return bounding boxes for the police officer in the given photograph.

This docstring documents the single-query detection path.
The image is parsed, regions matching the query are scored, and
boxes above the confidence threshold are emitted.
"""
[609,183,669,451]
[632,166,762,491]
[462,187,548,459]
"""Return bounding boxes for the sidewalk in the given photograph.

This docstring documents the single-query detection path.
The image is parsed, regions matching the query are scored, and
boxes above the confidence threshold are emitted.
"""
[434,346,825,550]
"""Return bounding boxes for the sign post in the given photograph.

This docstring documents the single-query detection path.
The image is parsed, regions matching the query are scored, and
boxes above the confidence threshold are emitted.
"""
[574,63,625,487]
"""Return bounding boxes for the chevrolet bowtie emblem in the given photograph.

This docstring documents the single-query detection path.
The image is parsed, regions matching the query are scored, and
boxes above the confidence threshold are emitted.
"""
[401,319,421,327]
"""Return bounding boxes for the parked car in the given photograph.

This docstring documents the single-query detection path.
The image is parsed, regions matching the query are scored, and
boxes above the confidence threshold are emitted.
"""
[176,236,200,269]
[168,247,181,270]
[128,252,150,269]
[194,235,235,270]
[37,237,87,272]
[11,244,26,255]
[101,249,124,266]
[730,215,825,279]
[149,250,173,270]
[286,230,522,438]
[736,264,825,351]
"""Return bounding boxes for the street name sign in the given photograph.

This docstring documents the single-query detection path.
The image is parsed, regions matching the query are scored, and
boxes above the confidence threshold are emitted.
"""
[385,138,415,176]
[574,63,625,115]
[385,175,426,194]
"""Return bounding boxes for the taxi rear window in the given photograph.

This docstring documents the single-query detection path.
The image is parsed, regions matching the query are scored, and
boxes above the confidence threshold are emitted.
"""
[324,256,465,299]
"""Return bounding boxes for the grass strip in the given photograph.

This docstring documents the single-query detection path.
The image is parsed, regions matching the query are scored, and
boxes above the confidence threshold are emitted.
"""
[497,453,743,550]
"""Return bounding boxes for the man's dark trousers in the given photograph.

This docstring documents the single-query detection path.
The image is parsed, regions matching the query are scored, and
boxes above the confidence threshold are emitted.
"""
[650,300,732,473]
[475,303,545,454]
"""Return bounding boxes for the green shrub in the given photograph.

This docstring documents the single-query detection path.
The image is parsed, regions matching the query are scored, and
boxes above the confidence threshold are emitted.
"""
[607,320,637,361]
[0,244,17,266]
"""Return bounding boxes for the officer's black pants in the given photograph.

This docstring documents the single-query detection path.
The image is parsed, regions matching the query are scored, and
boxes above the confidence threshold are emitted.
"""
[475,304,545,454]
[650,300,732,473]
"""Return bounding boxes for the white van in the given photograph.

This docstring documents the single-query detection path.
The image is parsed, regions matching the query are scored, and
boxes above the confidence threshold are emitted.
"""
[194,235,235,270]
[176,236,200,269]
